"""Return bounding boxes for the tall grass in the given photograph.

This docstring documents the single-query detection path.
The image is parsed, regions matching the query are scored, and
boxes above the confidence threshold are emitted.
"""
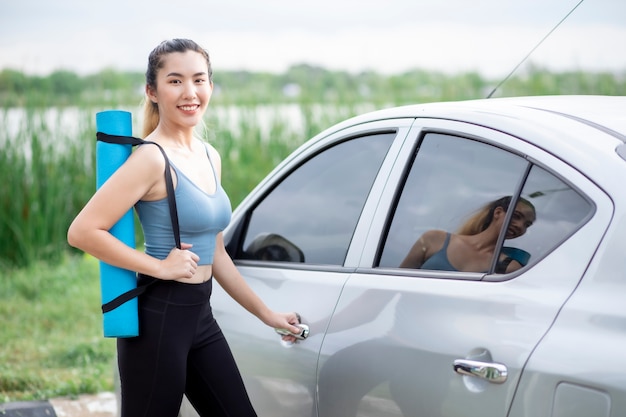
[3,66,625,403]
[0,108,96,267]
[0,103,355,268]
[0,103,356,402]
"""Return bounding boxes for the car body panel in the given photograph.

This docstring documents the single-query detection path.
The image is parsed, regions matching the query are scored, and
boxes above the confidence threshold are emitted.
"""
[315,114,614,416]
[211,266,348,416]
[508,213,626,417]
[204,96,626,417]
[212,119,414,416]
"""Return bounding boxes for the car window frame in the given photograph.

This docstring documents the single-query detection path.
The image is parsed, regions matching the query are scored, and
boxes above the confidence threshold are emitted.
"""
[355,118,599,282]
[377,130,534,273]
[224,118,417,271]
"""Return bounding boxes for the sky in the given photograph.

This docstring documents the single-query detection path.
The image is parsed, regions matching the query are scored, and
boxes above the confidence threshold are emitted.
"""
[1,0,625,79]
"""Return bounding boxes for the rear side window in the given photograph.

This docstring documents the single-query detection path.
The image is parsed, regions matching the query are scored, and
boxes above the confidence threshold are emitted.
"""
[511,165,593,266]
[238,133,395,265]
[378,133,593,276]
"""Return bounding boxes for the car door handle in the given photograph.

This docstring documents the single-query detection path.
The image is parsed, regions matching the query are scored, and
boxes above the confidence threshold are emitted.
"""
[275,323,310,340]
[453,359,508,384]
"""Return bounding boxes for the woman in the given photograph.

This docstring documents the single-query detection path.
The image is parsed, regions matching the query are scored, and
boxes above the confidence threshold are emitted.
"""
[67,39,301,417]
[400,196,536,273]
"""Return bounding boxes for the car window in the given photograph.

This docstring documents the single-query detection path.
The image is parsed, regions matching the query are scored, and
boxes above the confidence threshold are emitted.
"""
[238,133,396,265]
[503,165,594,270]
[379,133,527,269]
[378,133,593,275]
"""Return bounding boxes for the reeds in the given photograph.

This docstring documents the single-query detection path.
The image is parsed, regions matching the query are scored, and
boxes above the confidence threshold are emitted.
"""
[0,108,96,267]
[0,104,354,267]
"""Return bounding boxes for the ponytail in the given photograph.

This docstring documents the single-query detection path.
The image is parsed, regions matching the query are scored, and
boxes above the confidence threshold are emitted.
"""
[457,196,535,235]
[142,99,159,138]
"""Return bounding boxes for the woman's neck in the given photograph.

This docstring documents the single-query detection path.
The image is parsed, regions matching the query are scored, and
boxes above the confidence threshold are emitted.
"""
[152,124,195,150]
[464,229,499,252]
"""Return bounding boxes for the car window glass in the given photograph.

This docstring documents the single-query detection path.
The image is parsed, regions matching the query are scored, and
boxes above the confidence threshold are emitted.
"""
[240,133,395,265]
[379,133,529,270]
[500,165,594,268]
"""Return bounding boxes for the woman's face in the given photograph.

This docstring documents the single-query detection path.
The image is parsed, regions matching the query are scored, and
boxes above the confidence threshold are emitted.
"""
[505,202,535,239]
[147,50,213,130]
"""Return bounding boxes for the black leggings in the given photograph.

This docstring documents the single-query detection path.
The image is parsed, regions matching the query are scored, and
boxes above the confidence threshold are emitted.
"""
[117,276,257,417]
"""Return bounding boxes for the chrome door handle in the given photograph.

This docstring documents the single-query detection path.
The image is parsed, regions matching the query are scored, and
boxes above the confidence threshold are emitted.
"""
[275,323,310,340]
[453,359,508,384]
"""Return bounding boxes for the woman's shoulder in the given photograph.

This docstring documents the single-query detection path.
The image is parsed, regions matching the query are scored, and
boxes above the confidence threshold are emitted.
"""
[197,139,221,161]
[126,142,168,173]
[422,229,448,241]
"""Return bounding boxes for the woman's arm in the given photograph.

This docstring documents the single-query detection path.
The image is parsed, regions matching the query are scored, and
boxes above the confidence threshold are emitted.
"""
[212,233,301,333]
[67,145,198,280]
[399,229,445,268]
[209,145,299,332]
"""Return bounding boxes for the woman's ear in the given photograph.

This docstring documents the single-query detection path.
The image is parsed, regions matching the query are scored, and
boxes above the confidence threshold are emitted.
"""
[146,85,157,104]
[493,206,506,220]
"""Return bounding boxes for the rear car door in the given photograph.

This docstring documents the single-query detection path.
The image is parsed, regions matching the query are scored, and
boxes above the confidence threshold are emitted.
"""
[316,119,611,417]
[211,119,414,417]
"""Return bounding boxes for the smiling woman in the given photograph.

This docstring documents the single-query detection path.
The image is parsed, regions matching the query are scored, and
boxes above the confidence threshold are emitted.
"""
[67,38,302,417]
[142,41,214,138]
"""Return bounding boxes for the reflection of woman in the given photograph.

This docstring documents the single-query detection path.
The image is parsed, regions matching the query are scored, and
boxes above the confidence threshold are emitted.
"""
[400,196,535,273]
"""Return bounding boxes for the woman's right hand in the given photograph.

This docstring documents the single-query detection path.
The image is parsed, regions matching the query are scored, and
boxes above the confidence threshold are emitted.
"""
[158,243,200,280]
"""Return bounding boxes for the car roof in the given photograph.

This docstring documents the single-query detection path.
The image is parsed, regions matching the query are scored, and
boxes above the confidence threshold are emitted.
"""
[291,95,626,200]
[342,95,626,143]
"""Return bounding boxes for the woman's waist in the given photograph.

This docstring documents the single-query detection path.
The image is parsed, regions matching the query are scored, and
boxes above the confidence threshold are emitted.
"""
[144,238,218,265]
[173,264,213,284]
[138,271,213,304]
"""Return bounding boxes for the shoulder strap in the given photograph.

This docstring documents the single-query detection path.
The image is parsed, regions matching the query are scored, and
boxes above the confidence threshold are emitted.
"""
[495,256,514,274]
[96,132,180,248]
[97,132,180,313]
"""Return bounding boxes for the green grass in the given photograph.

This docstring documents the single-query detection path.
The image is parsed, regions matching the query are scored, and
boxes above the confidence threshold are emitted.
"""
[0,254,116,403]
[0,103,350,403]
[0,104,349,269]
[1,69,626,403]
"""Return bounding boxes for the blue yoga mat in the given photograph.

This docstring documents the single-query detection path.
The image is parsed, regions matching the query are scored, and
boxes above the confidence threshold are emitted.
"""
[95,110,138,338]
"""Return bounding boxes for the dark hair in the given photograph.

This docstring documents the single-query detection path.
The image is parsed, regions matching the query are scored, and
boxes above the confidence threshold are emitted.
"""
[142,39,212,137]
[457,196,535,235]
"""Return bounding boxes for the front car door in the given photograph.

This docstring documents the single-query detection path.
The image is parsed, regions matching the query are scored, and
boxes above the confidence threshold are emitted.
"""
[316,119,611,417]
[211,120,414,417]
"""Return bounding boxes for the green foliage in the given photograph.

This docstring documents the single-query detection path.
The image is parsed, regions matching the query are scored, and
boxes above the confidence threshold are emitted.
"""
[2,65,625,109]
[0,103,347,268]
[1,64,625,268]
[0,255,116,403]
[0,63,625,402]
[0,108,96,267]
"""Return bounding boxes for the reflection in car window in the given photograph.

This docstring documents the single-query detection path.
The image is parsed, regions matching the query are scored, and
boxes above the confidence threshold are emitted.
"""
[239,133,395,265]
[503,165,593,268]
[379,133,528,270]
[378,133,594,276]
[398,195,536,273]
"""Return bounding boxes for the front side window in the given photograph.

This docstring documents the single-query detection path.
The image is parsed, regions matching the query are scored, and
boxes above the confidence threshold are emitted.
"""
[238,133,395,265]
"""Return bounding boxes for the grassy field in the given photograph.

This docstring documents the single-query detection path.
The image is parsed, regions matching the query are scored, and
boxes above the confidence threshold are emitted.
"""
[0,104,345,403]
[2,68,625,403]
[0,254,116,403]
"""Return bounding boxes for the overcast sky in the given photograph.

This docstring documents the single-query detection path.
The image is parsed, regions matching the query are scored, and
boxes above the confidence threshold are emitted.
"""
[1,0,625,78]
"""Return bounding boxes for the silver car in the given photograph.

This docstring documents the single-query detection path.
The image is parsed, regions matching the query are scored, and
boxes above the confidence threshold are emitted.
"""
[193,95,626,417]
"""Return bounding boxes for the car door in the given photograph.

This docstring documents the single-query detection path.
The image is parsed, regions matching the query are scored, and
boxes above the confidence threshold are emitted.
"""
[316,119,610,417]
[210,119,414,417]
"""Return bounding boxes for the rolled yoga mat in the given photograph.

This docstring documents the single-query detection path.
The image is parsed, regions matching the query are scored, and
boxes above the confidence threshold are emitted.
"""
[95,110,138,338]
